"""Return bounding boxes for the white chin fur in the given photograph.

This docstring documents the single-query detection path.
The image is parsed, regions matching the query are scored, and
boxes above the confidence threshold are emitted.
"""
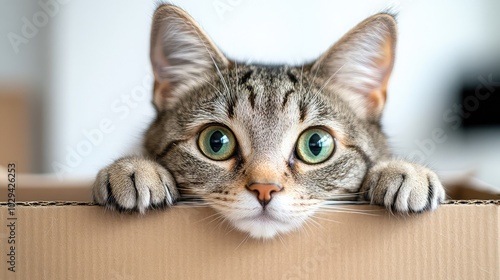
[212,194,318,239]
[232,217,304,239]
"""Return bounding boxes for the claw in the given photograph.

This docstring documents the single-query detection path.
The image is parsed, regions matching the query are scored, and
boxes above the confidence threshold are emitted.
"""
[92,156,179,213]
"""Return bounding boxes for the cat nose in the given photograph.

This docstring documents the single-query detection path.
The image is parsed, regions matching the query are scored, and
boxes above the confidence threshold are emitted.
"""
[246,183,283,207]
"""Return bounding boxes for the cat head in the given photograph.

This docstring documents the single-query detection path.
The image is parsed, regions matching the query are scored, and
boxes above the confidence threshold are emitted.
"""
[145,4,396,239]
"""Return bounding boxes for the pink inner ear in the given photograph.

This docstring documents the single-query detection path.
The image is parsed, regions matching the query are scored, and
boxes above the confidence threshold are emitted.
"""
[153,80,172,111]
[316,14,397,120]
[368,33,396,112]
[368,89,386,115]
[149,5,230,112]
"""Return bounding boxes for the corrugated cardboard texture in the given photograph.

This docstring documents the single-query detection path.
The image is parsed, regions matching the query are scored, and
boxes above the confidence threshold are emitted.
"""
[0,203,498,279]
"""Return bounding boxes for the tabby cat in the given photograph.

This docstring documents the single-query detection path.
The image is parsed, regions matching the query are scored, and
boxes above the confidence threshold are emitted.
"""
[92,4,445,239]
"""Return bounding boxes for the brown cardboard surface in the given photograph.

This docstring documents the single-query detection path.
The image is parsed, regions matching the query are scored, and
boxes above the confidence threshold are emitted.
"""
[0,202,498,280]
[0,90,32,172]
[0,173,92,202]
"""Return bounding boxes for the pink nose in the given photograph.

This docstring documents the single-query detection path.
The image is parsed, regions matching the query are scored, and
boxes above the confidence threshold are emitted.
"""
[246,183,283,207]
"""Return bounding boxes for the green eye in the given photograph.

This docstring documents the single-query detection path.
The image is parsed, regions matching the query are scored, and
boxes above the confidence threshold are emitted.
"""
[296,128,335,164]
[198,125,236,161]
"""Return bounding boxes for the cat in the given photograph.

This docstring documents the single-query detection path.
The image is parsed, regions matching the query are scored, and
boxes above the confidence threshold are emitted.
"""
[92,4,446,239]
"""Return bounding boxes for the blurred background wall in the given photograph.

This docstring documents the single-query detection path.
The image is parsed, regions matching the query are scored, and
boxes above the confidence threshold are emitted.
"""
[1,0,499,186]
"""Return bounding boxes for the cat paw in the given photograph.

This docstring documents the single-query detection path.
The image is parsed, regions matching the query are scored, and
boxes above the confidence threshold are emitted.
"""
[92,156,179,213]
[361,160,445,213]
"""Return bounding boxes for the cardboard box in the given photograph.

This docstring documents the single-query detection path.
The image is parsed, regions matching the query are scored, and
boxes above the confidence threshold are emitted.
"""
[0,90,33,173]
[0,176,499,279]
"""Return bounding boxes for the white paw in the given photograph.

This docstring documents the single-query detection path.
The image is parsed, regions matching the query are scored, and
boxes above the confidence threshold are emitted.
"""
[361,160,445,213]
[92,156,179,213]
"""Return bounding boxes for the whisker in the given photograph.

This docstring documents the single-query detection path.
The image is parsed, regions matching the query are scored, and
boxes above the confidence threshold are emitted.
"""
[308,216,327,229]
[304,59,322,96]
[319,202,375,208]
[186,21,231,95]
[317,62,346,94]
[321,192,366,199]
[276,232,288,249]
[317,206,379,212]
[202,79,223,95]
[310,215,341,224]
[321,200,367,205]
[316,209,379,217]
[319,203,381,212]
[306,216,322,229]
[299,64,304,93]
[205,52,229,94]
[235,61,240,95]
[317,204,382,215]
[299,219,311,238]
[195,213,221,224]
[224,224,237,236]
[213,215,227,231]
[176,199,207,207]
[175,203,209,208]
[302,216,320,237]
[194,212,222,223]
[234,233,250,251]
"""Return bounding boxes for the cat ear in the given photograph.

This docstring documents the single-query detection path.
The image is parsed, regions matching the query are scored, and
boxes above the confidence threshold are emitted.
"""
[150,5,229,111]
[312,13,397,121]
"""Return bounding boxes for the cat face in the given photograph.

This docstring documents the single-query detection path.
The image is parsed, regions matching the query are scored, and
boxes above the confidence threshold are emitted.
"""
[145,5,396,238]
